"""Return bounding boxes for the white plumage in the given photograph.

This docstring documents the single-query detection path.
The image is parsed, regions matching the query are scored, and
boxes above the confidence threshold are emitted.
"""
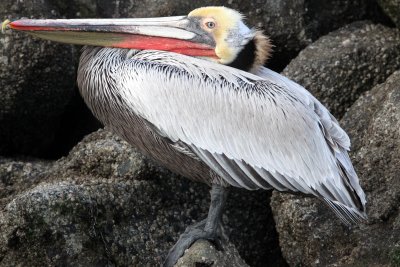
[79,48,366,225]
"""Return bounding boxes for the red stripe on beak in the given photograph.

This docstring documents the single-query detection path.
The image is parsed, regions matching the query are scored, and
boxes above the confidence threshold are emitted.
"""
[114,35,217,57]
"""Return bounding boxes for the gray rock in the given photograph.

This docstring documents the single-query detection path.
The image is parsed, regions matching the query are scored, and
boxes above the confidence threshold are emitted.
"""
[377,0,400,27]
[0,129,286,267]
[0,158,50,209]
[51,0,97,18]
[249,0,385,70]
[0,134,211,266]
[283,21,400,118]
[270,71,400,267]
[0,0,77,157]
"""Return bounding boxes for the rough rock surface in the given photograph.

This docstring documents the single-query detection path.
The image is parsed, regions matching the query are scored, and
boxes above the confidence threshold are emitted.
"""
[270,71,400,267]
[0,129,286,267]
[283,21,400,118]
[0,158,51,209]
[51,0,97,18]
[0,0,77,157]
[377,0,400,27]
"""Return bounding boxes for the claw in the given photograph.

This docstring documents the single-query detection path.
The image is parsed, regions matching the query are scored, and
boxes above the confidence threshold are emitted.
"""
[163,184,228,267]
[163,225,222,267]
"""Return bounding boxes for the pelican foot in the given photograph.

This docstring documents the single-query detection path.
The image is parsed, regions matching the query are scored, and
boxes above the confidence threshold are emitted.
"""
[163,184,228,267]
[162,219,224,267]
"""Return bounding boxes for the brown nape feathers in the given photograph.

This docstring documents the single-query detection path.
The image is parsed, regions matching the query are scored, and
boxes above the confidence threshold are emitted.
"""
[251,30,273,71]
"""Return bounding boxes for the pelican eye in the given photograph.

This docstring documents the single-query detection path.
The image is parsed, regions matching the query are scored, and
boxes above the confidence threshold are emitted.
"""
[205,21,216,29]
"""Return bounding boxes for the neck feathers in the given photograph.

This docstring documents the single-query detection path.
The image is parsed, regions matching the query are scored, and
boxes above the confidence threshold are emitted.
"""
[252,30,272,71]
[227,30,272,72]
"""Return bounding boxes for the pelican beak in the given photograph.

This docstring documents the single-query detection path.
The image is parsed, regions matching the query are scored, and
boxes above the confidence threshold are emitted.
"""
[3,16,217,58]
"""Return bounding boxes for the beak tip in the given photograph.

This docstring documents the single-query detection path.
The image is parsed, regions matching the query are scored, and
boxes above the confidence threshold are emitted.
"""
[1,19,11,34]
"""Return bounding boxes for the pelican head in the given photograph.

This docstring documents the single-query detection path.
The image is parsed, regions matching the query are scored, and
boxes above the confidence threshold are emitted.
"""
[4,6,271,70]
[188,7,271,67]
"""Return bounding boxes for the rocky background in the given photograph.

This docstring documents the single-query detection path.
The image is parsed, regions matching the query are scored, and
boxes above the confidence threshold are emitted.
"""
[1,0,399,266]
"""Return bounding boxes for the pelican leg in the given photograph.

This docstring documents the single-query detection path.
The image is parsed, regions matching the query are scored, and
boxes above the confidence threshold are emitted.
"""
[163,184,228,267]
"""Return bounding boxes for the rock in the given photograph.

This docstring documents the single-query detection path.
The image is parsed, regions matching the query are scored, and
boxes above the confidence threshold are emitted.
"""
[0,129,286,267]
[0,137,211,266]
[175,240,249,267]
[51,0,97,18]
[0,0,77,157]
[224,188,287,267]
[283,21,400,118]
[377,0,400,27]
[0,158,51,209]
[341,71,400,225]
[54,128,163,181]
[246,0,386,71]
[270,71,400,266]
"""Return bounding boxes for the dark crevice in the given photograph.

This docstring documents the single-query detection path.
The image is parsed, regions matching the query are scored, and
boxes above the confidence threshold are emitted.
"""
[44,87,102,159]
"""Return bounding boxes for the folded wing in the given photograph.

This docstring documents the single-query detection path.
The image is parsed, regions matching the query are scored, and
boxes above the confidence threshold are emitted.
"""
[117,51,367,224]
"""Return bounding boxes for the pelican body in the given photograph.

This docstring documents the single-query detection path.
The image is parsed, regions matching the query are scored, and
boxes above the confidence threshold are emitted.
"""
[4,7,367,266]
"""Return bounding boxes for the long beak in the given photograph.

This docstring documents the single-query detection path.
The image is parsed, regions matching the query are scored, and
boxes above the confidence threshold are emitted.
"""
[3,16,217,58]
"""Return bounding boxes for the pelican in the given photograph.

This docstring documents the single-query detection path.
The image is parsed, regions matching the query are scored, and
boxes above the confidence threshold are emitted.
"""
[3,6,367,266]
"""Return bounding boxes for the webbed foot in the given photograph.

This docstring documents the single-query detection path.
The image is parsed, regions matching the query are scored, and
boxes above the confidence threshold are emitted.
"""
[162,184,228,267]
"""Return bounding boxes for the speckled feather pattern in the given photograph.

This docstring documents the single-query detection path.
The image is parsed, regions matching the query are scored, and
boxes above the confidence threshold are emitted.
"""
[77,47,366,225]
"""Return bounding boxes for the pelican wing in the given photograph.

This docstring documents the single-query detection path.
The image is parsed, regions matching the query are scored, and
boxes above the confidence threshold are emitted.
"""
[116,51,366,224]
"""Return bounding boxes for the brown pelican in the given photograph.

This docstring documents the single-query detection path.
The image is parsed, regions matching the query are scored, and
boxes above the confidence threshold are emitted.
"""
[3,6,367,266]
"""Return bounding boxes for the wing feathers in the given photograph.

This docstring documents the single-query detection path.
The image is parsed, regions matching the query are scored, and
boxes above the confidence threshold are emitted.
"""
[190,146,242,188]
[255,67,367,223]
[110,50,367,224]
[323,198,367,226]
[213,153,259,190]
[233,159,272,189]
[253,167,290,191]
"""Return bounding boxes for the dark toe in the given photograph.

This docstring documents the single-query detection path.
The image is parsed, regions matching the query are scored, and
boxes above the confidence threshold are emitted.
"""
[163,223,223,267]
